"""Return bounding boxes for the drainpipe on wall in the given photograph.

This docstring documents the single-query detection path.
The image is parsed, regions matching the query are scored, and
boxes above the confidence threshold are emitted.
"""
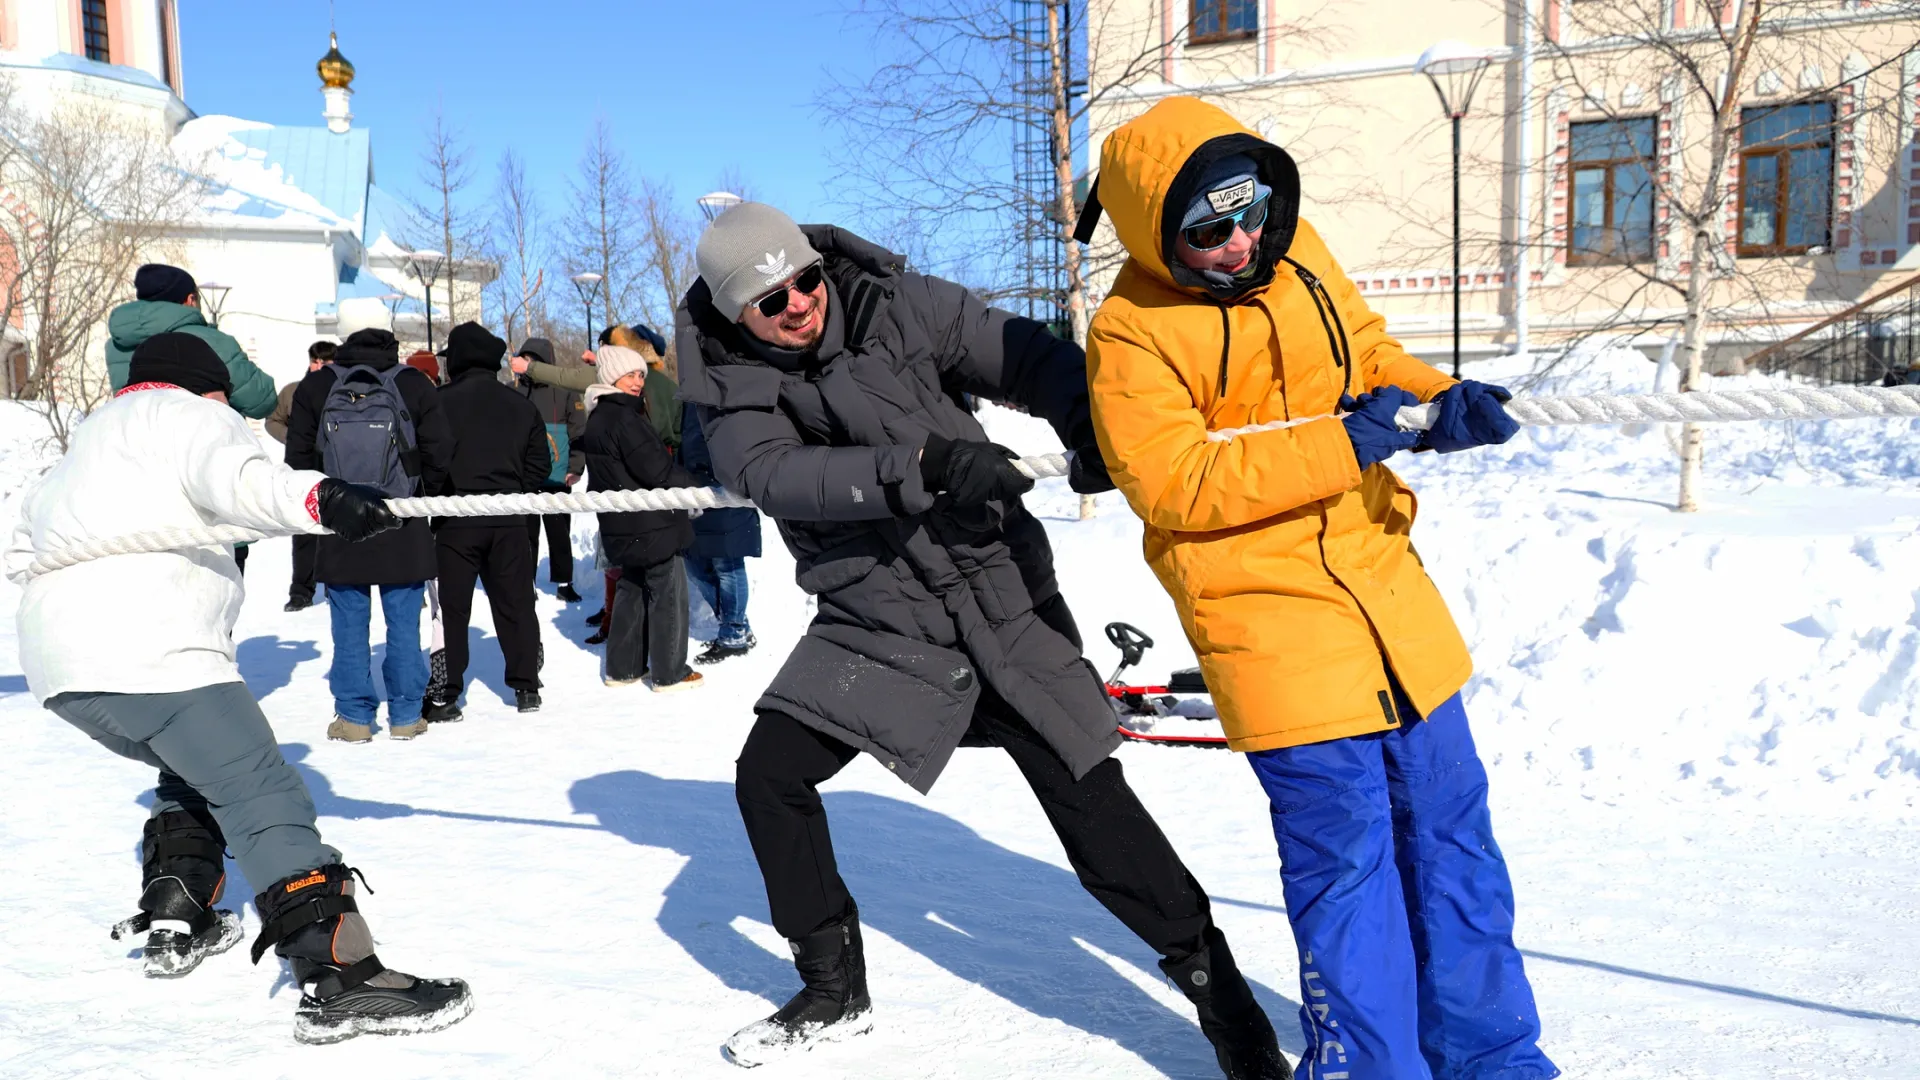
[1514,0,1535,358]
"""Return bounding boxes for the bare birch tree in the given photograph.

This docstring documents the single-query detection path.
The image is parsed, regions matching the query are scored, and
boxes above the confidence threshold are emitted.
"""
[563,119,643,332]
[488,149,548,347]
[0,93,203,450]
[407,107,487,329]
[1529,0,1919,510]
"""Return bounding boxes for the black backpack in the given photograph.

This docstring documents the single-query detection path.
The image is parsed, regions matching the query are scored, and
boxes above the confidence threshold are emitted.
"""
[314,364,420,497]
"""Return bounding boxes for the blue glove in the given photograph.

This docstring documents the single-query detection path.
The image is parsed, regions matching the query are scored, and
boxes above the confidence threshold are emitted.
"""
[1422,380,1520,453]
[1340,387,1423,470]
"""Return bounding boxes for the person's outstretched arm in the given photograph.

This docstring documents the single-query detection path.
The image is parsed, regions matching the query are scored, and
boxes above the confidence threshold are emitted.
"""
[523,359,597,393]
[900,272,1097,452]
[699,401,936,522]
[179,404,331,534]
[1087,319,1362,533]
[201,327,280,420]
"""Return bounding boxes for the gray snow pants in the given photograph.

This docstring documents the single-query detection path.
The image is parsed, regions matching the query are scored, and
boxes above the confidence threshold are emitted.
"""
[47,682,338,891]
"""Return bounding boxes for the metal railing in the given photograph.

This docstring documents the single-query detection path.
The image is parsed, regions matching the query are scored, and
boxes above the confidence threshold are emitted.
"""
[1746,271,1920,385]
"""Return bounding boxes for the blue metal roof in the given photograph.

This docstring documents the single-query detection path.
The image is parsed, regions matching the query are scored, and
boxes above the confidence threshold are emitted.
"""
[227,126,371,228]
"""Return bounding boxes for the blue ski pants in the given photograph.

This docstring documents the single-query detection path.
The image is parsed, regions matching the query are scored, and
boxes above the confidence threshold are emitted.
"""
[1247,694,1557,1080]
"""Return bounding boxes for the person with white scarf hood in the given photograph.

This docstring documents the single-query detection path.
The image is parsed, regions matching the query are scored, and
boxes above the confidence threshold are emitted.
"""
[579,345,706,691]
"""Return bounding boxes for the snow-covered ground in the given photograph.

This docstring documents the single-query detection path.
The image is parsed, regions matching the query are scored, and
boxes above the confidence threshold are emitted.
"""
[2,352,1918,1079]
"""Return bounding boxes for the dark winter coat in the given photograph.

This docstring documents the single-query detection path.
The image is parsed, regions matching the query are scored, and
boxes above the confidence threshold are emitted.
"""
[676,224,1115,795]
[105,300,278,419]
[581,392,699,569]
[284,334,453,586]
[513,338,587,481]
[435,365,552,529]
[678,400,761,561]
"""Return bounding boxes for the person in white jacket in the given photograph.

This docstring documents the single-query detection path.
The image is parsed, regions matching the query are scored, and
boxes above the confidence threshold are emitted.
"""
[6,333,472,1044]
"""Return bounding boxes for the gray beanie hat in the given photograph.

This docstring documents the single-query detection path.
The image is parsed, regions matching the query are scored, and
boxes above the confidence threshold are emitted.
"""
[696,202,823,320]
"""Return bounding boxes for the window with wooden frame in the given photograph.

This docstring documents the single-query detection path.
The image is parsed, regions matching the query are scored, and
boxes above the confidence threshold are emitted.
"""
[1738,100,1834,257]
[1568,116,1657,265]
[1189,0,1257,45]
[81,0,110,62]
[157,0,174,88]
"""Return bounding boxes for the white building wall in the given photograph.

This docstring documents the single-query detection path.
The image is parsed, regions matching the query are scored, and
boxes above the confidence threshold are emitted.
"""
[15,2,63,56]
[176,232,343,389]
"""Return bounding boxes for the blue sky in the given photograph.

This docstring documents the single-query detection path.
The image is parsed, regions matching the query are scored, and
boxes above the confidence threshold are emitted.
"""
[178,0,859,231]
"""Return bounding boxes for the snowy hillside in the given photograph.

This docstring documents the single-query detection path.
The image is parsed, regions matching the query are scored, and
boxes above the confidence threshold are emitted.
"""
[2,356,1917,1079]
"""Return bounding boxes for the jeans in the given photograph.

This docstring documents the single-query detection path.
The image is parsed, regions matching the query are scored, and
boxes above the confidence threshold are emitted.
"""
[1248,694,1557,1080]
[686,554,751,645]
[326,582,428,724]
[49,683,339,889]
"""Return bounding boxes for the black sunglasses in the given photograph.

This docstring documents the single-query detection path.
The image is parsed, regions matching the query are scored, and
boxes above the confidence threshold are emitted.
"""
[1183,195,1271,252]
[751,263,826,319]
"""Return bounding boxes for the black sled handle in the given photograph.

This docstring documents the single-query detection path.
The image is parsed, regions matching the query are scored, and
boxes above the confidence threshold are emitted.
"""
[1104,621,1153,684]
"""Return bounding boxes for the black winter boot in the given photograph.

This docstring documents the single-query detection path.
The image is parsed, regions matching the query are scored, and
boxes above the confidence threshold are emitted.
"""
[724,905,873,1067]
[109,810,242,977]
[251,864,472,1044]
[1160,926,1293,1080]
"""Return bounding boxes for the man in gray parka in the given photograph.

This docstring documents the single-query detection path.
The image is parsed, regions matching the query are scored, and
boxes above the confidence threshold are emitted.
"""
[678,203,1291,1079]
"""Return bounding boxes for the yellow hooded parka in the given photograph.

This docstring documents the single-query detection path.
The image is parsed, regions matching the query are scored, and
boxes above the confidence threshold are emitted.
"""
[1085,97,1472,753]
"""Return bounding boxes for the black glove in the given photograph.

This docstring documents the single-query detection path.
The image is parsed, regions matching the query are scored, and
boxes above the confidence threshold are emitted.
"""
[1068,443,1115,495]
[315,478,401,543]
[920,433,1035,507]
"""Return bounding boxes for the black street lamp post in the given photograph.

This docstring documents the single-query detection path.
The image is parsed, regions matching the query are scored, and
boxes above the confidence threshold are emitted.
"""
[196,282,231,329]
[1417,42,1496,379]
[404,249,448,353]
[571,272,604,354]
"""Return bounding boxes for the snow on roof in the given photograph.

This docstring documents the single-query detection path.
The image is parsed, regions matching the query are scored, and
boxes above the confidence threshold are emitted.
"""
[172,115,370,236]
[0,51,176,96]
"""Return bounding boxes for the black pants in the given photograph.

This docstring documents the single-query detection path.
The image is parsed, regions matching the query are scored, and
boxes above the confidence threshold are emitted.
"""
[607,557,690,685]
[289,534,318,604]
[435,524,542,695]
[525,514,573,585]
[734,699,1214,956]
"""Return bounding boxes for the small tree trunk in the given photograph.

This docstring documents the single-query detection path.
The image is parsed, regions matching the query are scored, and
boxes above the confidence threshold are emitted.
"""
[1675,0,1763,513]
[1045,0,1088,348]
[1676,229,1712,513]
[1078,492,1096,520]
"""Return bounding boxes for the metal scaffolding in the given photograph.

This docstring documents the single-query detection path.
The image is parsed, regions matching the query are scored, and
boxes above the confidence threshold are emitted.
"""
[1009,0,1078,334]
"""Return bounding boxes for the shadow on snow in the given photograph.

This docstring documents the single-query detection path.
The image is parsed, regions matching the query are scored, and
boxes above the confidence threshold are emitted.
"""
[569,769,1300,1074]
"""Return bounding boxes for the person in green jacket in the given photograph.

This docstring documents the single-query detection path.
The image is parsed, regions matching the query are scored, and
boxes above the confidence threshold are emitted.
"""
[509,323,679,449]
[106,265,277,420]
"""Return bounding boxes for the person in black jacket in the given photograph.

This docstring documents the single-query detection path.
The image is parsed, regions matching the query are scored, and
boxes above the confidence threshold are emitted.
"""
[511,336,587,601]
[427,323,552,718]
[285,328,453,743]
[680,204,1287,1078]
[579,344,703,692]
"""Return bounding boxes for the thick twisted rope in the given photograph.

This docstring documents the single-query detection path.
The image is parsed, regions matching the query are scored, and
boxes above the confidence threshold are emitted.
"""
[19,386,1920,578]
[1205,383,1920,441]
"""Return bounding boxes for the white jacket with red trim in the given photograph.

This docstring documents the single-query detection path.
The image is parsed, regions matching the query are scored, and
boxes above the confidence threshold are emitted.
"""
[6,383,329,702]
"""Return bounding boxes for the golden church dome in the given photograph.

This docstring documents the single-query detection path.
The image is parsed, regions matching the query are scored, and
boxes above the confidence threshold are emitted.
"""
[317,33,355,89]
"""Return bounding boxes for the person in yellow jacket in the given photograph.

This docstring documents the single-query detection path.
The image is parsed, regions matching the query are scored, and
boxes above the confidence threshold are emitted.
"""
[1079,97,1558,1080]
